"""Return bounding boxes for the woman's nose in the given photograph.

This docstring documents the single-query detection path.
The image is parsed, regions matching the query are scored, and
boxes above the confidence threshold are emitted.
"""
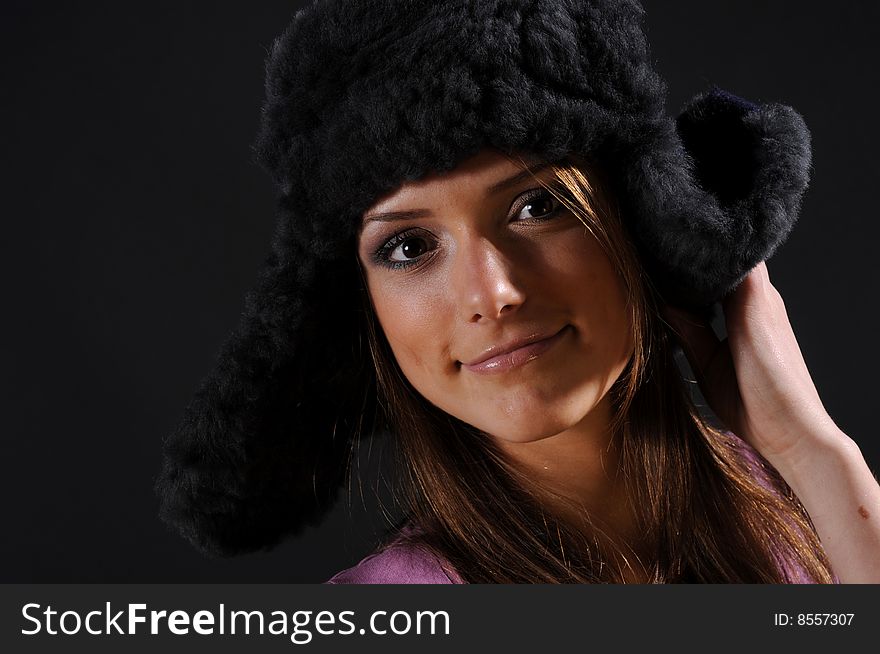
[452,236,527,323]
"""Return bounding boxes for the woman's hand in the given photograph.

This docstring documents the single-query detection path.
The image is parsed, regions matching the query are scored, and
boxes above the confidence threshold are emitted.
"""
[660,260,839,468]
[663,261,880,583]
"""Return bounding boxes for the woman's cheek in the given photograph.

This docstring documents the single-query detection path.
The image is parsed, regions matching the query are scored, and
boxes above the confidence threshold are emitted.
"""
[377,286,446,375]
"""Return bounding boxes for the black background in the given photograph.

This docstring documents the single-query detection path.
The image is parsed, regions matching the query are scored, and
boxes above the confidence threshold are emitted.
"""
[2,1,878,582]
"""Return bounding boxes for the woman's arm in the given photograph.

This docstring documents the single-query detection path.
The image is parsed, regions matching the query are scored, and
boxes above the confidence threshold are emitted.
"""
[766,423,880,583]
[662,261,880,582]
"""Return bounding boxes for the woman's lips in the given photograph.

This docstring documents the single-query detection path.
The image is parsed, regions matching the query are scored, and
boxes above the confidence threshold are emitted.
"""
[461,325,570,375]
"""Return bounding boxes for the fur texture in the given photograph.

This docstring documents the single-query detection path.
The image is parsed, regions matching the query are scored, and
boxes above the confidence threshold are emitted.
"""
[155,0,812,557]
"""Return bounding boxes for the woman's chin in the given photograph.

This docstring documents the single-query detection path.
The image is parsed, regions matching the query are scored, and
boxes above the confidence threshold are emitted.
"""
[475,413,584,445]
[469,389,602,443]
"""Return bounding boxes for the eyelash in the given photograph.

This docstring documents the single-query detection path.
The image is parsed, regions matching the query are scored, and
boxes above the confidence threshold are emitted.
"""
[371,187,565,271]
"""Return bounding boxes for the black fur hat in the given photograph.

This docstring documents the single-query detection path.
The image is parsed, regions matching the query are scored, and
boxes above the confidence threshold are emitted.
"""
[155,0,811,557]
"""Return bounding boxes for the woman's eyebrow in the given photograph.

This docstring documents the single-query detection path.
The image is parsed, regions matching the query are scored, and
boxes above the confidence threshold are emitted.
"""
[485,162,552,196]
[362,162,553,224]
[362,208,431,225]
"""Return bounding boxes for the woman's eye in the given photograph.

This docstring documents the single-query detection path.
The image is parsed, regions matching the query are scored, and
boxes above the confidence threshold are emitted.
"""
[514,189,561,221]
[373,228,437,270]
[388,236,430,262]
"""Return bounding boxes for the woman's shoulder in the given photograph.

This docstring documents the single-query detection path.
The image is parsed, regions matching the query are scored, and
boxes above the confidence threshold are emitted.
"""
[325,524,464,585]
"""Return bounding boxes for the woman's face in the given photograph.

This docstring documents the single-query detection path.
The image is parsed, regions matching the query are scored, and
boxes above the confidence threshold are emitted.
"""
[357,148,634,444]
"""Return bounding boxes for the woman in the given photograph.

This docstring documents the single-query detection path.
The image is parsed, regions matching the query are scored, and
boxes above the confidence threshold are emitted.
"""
[155,0,880,583]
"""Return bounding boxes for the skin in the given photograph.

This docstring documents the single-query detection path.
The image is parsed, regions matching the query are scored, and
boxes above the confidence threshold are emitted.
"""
[357,147,643,569]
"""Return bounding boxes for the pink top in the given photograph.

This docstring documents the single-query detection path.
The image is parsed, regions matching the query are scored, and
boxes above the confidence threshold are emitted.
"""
[325,526,462,584]
[326,434,838,584]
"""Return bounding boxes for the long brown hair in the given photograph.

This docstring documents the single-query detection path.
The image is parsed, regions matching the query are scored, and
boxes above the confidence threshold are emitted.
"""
[350,153,835,583]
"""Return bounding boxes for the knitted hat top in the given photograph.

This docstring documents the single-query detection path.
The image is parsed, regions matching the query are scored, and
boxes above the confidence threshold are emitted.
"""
[156,0,811,557]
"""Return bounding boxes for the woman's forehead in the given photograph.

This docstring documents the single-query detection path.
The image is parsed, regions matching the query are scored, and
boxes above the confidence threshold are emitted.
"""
[362,149,549,220]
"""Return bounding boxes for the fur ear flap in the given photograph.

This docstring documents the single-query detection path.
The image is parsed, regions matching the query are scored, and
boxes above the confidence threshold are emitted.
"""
[154,207,373,558]
[676,87,811,211]
[675,87,812,290]
[620,87,812,312]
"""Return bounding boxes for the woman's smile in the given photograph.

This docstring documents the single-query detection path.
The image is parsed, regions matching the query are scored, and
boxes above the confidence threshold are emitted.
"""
[459,324,571,375]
